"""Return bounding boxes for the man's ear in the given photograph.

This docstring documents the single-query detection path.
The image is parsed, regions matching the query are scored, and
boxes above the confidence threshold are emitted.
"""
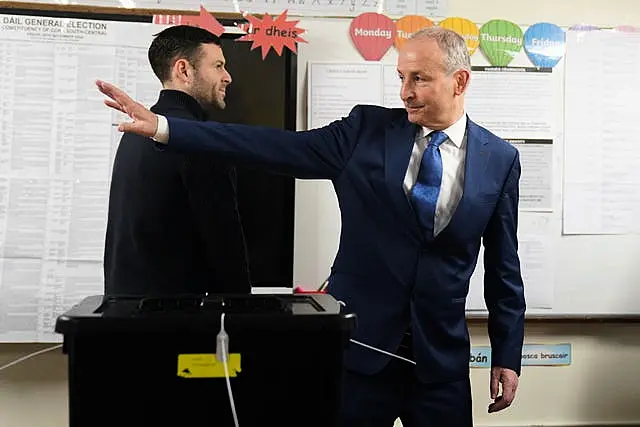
[173,58,192,84]
[453,69,471,96]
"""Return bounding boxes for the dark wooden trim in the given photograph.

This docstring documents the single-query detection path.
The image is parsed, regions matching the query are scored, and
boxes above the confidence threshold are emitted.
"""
[0,2,258,18]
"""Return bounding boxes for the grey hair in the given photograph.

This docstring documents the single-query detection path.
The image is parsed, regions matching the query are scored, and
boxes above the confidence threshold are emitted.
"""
[409,26,471,75]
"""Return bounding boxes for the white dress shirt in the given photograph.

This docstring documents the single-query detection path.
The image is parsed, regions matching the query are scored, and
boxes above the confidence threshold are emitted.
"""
[153,111,468,236]
[153,114,170,143]
[403,112,468,236]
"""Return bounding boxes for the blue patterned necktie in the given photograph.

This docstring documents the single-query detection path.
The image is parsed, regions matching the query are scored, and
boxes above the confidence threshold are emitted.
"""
[410,130,448,237]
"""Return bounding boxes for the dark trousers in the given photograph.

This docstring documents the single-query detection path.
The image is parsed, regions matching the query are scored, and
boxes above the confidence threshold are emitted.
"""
[337,329,473,427]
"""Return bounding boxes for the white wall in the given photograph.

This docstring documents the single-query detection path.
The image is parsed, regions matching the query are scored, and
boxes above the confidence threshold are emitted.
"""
[3,1,640,426]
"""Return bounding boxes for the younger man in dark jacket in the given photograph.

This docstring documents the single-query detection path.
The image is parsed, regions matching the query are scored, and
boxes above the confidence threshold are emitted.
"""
[103,25,250,296]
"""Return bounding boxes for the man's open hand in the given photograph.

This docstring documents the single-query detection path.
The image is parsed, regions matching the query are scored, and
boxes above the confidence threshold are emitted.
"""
[96,80,158,138]
[488,367,518,413]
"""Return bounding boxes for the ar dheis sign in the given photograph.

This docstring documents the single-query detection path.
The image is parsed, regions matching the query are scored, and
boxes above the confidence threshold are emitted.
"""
[236,10,307,59]
[470,343,572,368]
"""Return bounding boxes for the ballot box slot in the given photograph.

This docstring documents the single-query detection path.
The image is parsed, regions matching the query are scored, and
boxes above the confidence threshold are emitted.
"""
[104,294,326,316]
[136,294,291,314]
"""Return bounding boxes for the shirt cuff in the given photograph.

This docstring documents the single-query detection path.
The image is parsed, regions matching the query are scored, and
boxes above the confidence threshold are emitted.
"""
[152,114,169,144]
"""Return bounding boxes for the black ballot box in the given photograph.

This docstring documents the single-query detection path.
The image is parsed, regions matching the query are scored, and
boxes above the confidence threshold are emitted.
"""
[55,293,356,427]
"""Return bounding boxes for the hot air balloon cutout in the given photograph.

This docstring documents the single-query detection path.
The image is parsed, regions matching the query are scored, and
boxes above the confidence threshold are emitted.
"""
[523,22,566,68]
[394,15,433,50]
[479,19,523,67]
[349,12,396,61]
[568,23,598,31]
[615,25,640,32]
[438,17,480,56]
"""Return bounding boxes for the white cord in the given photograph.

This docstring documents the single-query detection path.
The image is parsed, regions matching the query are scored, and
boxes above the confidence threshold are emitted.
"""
[0,344,63,373]
[349,338,416,365]
[336,300,416,365]
[218,312,239,427]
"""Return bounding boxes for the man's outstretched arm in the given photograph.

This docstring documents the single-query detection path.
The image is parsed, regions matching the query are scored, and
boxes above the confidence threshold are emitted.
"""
[97,80,362,180]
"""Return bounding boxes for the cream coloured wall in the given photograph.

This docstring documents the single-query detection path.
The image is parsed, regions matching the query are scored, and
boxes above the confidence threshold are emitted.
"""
[2,324,640,426]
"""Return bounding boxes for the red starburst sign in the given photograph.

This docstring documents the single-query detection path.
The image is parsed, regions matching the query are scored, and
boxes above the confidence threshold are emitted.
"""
[235,10,307,59]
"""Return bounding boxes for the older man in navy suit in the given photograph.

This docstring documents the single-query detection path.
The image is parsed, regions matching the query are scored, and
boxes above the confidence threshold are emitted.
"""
[97,26,525,427]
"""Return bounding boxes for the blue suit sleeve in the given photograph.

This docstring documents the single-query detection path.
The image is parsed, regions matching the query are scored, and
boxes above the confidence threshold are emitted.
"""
[482,151,526,376]
[164,106,365,180]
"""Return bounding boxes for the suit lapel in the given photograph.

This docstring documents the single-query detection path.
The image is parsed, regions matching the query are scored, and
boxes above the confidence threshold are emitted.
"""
[382,116,491,240]
[442,118,491,234]
[384,116,421,236]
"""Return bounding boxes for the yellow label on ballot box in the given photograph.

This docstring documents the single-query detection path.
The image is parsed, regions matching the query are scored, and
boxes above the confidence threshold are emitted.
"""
[177,354,242,378]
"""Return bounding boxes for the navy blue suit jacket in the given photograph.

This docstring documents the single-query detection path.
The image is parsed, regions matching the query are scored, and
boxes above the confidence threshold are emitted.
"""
[162,105,526,383]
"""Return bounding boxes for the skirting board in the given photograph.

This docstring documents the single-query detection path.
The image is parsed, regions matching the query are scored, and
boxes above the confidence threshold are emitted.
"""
[472,424,638,427]
[394,421,640,427]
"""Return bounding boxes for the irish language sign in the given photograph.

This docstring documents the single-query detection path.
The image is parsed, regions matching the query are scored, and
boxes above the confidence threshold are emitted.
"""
[470,344,572,368]
[236,10,307,59]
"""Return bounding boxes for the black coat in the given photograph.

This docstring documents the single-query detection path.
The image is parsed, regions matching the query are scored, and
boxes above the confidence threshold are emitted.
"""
[103,89,251,296]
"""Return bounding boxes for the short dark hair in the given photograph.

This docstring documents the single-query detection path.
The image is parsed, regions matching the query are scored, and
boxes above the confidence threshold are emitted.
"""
[148,25,222,83]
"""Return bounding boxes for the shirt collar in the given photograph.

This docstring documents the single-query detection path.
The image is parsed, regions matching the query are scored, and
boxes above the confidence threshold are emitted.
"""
[420,111,467,148]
